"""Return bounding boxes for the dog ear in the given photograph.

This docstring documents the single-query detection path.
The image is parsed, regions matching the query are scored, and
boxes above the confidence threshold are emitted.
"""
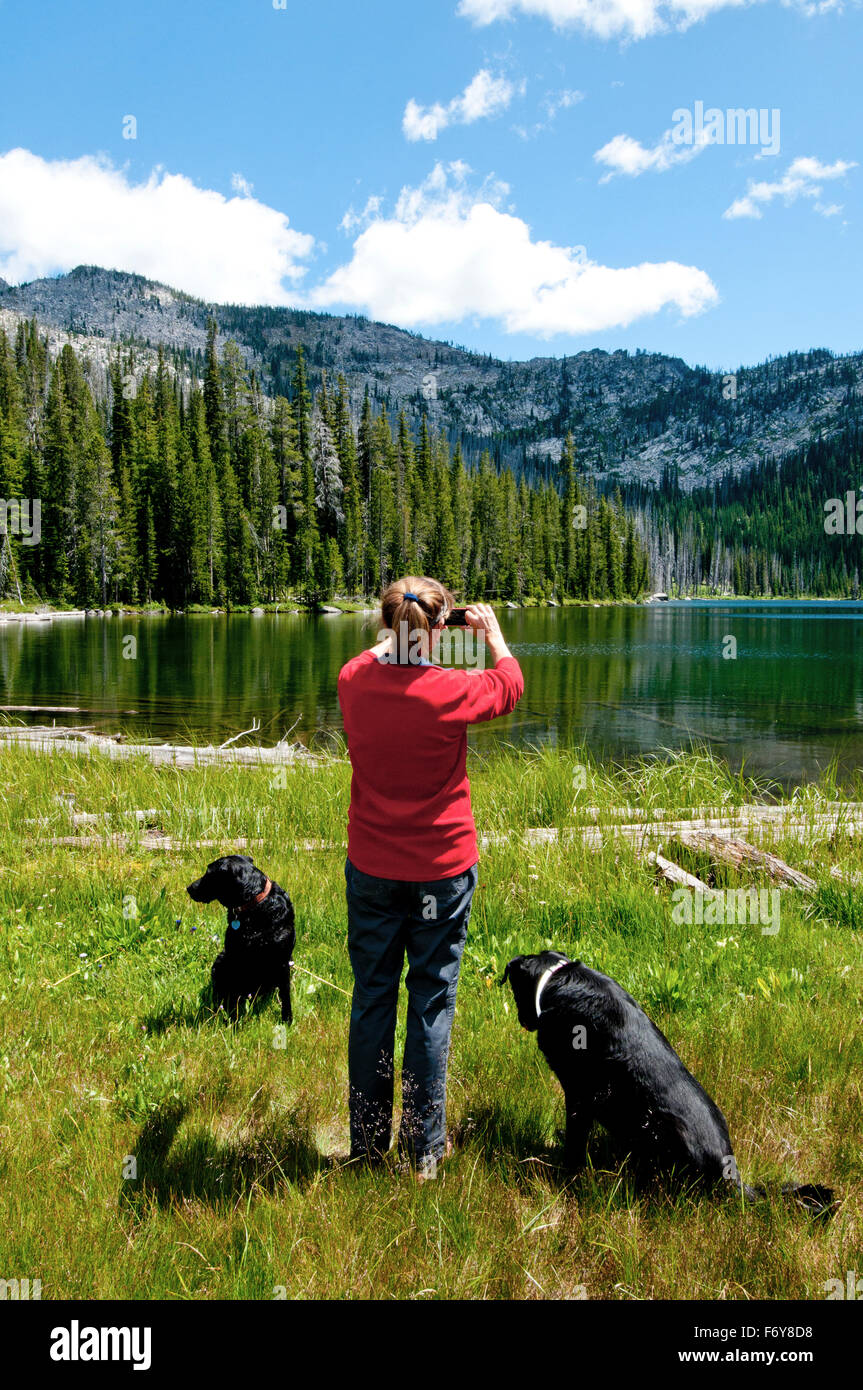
[499,961,511,987]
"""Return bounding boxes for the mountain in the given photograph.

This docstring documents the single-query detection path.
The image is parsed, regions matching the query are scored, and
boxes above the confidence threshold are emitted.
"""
[1,264,861,489]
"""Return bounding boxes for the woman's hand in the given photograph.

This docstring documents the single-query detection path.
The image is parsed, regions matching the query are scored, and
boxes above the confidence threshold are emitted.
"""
[465,602,501,637]
[369,628,396,660]
[464,603,512,664]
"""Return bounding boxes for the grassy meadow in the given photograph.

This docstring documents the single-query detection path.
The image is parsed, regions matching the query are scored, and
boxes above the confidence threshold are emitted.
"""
[0,743,861,1300]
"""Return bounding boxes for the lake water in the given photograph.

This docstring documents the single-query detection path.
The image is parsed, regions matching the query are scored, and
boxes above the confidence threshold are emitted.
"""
[1,601,860,785]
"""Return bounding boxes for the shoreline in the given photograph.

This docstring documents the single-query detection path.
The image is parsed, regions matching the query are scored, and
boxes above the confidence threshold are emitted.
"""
[1,593,861,622]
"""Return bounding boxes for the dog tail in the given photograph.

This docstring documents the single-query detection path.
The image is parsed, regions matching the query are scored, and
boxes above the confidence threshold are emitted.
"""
[780,1182,837,1218]
[733,1179,837,1220]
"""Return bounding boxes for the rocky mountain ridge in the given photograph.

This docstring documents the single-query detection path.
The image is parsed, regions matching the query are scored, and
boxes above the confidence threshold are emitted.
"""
[1,264,860,489]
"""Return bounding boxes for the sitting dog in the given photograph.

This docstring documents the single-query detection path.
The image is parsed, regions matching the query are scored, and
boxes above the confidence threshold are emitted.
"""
[502,951,834,1213]
[186,855,295,1023]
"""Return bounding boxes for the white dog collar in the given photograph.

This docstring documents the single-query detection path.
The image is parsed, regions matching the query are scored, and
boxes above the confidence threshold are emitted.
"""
[534,960,568,1019]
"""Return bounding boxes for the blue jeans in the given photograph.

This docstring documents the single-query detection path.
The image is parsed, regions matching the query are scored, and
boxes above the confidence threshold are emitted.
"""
[345,857,478,1166]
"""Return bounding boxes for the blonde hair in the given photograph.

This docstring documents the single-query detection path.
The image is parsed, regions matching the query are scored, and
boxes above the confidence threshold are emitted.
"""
[380,576,455,664]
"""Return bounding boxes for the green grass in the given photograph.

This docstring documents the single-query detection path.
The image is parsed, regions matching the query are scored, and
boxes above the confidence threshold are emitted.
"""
[0,745,861,1299]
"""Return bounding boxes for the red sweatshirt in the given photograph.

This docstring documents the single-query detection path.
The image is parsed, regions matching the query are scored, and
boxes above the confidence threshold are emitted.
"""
[337,650,524,880]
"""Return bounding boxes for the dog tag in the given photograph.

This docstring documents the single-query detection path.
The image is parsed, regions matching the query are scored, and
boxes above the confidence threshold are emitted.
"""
[230,918,241,931]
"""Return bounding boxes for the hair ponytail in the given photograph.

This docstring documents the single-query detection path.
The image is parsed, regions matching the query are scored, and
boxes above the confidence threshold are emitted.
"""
[380,576,456,664]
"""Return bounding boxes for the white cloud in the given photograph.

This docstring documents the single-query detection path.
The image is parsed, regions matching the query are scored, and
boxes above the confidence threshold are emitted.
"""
[543,88,585,118]
[231,172,254,197]
[340,195,383,234]
[458,0,849,42]
[594,126,710,180]
[403,69,519,141]
[0,148,316,304]
[0,147,720,340]
[305,161,718,336]
[793,0,845,13]
[515,87,585,140]
[457,0,753,41]
[723,155,856,219]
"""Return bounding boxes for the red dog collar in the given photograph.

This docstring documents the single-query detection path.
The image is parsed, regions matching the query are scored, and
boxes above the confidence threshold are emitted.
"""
[235,878,273,914]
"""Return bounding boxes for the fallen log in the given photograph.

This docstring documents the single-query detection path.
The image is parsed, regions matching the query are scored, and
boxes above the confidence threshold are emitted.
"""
[34,818,863,860]
[49,834,269,851]
[480,815,863,852]
[671,829,817,891]
[0,725,320,767]
[648,851,711,892]
[580,802,863,822]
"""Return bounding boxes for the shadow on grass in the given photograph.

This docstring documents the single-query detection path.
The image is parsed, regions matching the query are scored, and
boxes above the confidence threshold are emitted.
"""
[452,1104,734,1214]
[142,987,280,1035]
[451,1103,572,1191]
[120,1096,325,1214]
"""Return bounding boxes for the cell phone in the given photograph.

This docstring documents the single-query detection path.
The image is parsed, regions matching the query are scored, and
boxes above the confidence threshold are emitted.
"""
[444,608,468,627]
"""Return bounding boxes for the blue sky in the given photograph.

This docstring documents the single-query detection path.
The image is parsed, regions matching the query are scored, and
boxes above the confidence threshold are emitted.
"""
[0,0,859,369]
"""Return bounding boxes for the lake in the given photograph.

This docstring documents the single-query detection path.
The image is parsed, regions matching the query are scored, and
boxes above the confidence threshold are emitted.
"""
[1,601,860,786]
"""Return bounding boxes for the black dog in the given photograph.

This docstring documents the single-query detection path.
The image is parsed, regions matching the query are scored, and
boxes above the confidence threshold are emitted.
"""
[186,856,295,1023]
[502,951,834,1213]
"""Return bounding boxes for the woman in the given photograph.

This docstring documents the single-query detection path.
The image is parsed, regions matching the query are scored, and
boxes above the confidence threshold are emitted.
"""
[337,576,524,1179]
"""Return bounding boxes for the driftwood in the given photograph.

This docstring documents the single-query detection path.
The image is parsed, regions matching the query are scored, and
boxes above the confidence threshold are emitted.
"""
[648,851,711,892]
[70,808,160,826]
[671,829,817,891]
[218,719,261,751]
[50,834,268,852]
[34,807,162,827]
[482,812,863,852]
[0,609,87,621]
[581,802,863,823]
[34,828,861,887]
[0,725,319,768]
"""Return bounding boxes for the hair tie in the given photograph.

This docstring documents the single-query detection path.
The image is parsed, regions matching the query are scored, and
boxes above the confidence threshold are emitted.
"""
[403,592,418,602]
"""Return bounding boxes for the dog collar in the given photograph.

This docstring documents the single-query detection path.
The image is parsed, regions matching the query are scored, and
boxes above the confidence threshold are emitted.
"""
[534,960,568,1019]
[233,878,273,915]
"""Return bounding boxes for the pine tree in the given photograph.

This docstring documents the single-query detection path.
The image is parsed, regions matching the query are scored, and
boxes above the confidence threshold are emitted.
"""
[153,349,179,603]
[188,389,222,602]
[133,375,159,602]
[311,395,344,536]
[292,345,312,469]
[428,438,458,586]
[270,395,299,594]
[0,312,696,610]
[41,355,76,601]
[80,419,121,607]
[204,319,228,478]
